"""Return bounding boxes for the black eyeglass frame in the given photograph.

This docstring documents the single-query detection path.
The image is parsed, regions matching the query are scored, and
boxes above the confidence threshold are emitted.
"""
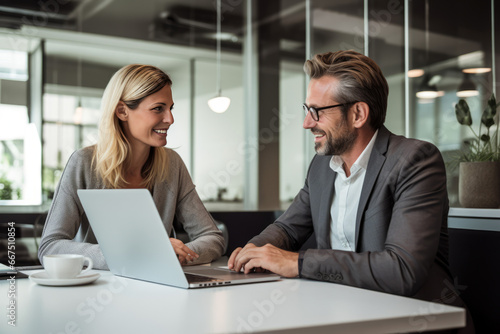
[303,102,356,121]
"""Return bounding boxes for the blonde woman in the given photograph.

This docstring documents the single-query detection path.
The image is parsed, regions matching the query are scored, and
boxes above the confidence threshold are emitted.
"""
[39,64,225,269]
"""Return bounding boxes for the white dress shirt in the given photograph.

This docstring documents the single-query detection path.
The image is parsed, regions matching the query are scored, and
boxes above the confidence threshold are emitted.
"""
[329,130,378,251]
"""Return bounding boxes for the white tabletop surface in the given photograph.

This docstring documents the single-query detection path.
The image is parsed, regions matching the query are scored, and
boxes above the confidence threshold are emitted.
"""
[1,267,465,334]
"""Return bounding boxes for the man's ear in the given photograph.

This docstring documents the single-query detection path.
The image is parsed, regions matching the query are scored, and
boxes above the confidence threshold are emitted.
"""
[352,102,370,129]
[115,101,128,121]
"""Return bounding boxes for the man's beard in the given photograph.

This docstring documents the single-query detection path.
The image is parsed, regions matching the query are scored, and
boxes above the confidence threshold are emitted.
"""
[313,120,357,156]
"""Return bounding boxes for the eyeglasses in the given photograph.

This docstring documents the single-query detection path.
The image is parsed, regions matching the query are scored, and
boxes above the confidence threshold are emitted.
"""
[303,102,356,121]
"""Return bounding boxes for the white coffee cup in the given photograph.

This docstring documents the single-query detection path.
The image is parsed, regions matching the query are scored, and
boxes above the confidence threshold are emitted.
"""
[43,254,93,279]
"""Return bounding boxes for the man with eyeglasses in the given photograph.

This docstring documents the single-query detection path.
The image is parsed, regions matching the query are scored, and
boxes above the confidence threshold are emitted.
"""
[228,50,473,334]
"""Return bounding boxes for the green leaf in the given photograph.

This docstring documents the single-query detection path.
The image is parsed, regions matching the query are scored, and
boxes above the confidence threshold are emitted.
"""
[455,99,472,126]
[453,94,500,163]
[481,94,497,128]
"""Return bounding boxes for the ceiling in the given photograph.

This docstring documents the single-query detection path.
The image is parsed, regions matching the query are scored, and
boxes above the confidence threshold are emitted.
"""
[0,0,495,77]
[0,0,303,52]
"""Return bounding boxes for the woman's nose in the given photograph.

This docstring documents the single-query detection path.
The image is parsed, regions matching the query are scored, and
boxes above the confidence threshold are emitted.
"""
[164,109,174,124]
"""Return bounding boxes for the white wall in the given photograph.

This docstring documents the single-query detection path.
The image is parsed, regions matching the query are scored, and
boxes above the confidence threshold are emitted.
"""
[193,59,244,202]
[385,73,405,136]
[165,61,192,172]
[279,68,306,202]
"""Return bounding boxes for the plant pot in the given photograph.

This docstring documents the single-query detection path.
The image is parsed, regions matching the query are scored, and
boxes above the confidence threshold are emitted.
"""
[459,161,500,208]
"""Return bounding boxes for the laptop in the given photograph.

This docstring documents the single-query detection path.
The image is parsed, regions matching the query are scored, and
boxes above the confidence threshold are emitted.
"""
[77,189,280,289]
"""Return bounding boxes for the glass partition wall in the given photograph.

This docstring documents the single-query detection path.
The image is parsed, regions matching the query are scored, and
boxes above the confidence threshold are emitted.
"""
[0,0,497,209]
[0,36,42,205]
[408,0,497,206]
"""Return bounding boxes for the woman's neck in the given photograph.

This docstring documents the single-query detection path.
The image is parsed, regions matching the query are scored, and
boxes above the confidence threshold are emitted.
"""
[125,145,151,188]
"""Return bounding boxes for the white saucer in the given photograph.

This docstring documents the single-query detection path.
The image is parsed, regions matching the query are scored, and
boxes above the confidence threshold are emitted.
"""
[29,271,100,286]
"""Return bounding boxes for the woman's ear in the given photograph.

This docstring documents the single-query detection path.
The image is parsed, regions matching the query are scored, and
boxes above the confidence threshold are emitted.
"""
[115,101,128,121]
[352,102,370,129]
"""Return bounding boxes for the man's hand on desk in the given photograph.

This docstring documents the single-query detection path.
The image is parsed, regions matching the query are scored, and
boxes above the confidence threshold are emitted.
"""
[228,243,299,277]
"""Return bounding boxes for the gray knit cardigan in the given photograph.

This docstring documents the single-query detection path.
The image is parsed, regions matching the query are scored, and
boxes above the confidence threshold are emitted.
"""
[38,146,225,269]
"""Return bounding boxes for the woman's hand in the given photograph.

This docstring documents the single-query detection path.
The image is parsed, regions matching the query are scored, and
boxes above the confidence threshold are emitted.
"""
[170,238,199,265]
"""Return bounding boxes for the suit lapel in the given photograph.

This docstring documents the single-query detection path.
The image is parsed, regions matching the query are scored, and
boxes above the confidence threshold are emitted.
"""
[317,168,336,249]
[354,126,390,249]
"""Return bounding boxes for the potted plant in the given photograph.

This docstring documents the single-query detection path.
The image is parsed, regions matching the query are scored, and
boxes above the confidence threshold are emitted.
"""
[0,175,14,200]
[455,94,500,208]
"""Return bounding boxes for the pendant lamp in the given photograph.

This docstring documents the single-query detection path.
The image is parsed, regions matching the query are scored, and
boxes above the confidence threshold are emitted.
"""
[416,0,439,99]
[456,73,479,97]
[207,0,230,113]
[74,9,83,124]
[74,58,83,124]
[416,74,439,99]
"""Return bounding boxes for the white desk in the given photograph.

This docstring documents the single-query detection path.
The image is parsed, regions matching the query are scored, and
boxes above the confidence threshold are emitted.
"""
[1,270,464,334]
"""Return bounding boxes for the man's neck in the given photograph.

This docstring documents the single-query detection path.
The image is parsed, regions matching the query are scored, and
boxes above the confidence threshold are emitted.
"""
[341,127,376,176]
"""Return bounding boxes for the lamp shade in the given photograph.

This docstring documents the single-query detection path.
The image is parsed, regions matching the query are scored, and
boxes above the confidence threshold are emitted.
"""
[74,98,83,124]
[416,74,439,99]
[408,69,425,78]
[462,67,491,74]
[457,74,478,97]
[208,96,231,113]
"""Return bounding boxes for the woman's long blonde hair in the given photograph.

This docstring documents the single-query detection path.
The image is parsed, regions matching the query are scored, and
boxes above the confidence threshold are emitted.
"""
[93,64,172,189]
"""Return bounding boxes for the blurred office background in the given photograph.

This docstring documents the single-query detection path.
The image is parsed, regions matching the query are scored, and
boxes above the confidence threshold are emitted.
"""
[0,0,498,210]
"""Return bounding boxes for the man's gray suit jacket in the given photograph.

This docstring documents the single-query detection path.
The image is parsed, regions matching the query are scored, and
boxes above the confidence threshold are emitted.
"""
[250,126,459,303]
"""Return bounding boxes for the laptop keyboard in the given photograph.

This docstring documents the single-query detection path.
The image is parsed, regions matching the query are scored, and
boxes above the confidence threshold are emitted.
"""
[185,273,219,283]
